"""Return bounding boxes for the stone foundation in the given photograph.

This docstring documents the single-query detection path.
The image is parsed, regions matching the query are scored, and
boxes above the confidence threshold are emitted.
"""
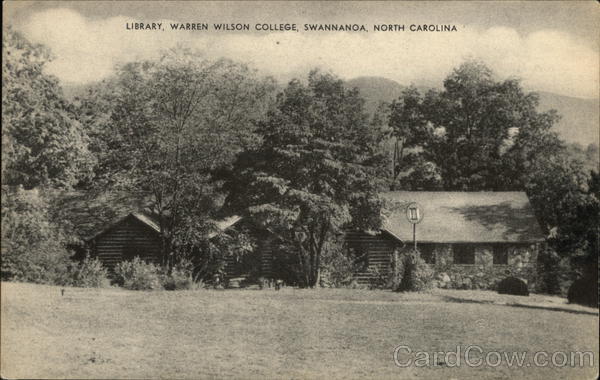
[412,243,539,291]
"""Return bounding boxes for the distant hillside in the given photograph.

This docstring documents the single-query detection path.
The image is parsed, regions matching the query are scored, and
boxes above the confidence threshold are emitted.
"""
[347,76,599,147]
[64,77,598,147]
[536,91,599,148]
[346,77,406,113]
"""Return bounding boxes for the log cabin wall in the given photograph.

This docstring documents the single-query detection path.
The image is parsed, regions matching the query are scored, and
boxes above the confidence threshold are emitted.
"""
[253,231,400,285]
[222,232,274,281]
[89,216,162,271]
[344,231,399,285]
[259,236,275,279]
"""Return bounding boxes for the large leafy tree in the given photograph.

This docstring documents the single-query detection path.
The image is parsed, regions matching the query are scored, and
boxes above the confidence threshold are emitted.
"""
[2,28,93,189]
[223,71,387,287]
[387,86,440,190]
[2,29,91,282]
[388,60,562,191]
[77,49,275,269]
[527,152,599,286]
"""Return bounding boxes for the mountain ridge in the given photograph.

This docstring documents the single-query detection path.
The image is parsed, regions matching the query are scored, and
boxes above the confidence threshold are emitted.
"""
[346,76,599,147]
[62,77,599,147]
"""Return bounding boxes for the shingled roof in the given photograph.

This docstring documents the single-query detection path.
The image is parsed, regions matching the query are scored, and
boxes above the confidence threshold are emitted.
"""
[380,192,545,243]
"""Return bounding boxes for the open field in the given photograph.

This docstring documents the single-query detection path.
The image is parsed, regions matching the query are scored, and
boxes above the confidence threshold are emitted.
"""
[1,282,598,379]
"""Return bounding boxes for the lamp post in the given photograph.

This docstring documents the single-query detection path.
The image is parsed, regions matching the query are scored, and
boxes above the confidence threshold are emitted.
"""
[405,202,424,250]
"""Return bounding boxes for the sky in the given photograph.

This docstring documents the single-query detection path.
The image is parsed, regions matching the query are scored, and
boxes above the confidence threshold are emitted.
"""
[4,1,599,99]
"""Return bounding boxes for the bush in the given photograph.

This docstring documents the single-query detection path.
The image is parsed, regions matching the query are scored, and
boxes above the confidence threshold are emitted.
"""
[367,265,391,289]
[568,276,598,307]
[497,276,529,296]
[67,256,110,288]
[536,247,569,295]
[1,188,72,285]
[163,260,194,290]
[190,229,256,283]
[395,249,434,292]
[321,245,359,288]
[114,257,163,290]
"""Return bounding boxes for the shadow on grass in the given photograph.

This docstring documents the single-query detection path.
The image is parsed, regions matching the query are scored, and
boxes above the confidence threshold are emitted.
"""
[441,295,599,316]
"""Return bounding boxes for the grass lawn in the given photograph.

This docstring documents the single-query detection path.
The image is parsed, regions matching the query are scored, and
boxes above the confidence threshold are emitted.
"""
[1,282,598,379]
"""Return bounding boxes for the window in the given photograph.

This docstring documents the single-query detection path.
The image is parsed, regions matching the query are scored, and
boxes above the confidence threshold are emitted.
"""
[418,244,436,264]
[492,245,509,265]
[453,244,475,264]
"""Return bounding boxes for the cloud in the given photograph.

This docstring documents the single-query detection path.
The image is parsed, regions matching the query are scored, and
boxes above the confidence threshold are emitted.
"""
[19,8,599,98]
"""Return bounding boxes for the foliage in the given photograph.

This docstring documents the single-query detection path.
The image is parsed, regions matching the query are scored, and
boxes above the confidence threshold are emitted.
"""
[366,266,391,290]
[394,249,434,292]
[66,255,110,288]
[1,30,96,287]
[2,28,94,189]
[567,276,598,308]
[320,237,361,288]
[387,60,563,191]
[536,247,568,295]
[1,187,72,284]
[387,86,441,190]
[269,242,301,286]
[76,48,275,270]
[113,257,163,290]
[567,143,599,175]
[497,276,530,296]
[223,70,387,287]
[191,228,256,282]
[527,157,598,284]
[162,260,194,290]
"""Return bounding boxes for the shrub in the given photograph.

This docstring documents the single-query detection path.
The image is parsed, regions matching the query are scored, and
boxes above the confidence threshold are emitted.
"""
[191,229,256,283]
[163,260,194,290]
[321,245,358,288]
[536,247,570,295]
[67,256,110,288]
[567,276,598,307]
[1,188,72,285]
[367,265,391,289]
[395,249,434,292]
[114,257,163,290]
[497,276,529,296]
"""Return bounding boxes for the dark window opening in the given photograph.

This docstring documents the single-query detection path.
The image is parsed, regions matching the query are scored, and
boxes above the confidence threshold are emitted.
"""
[453,244,475,264]
[492,245,509,265]
[123,245,145,261]
[418,243,436,264]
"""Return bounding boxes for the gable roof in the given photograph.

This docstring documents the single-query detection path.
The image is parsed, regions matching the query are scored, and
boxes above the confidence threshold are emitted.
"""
[86,213,242,242]
[380,192,545,243]
[210,215,243,238]
[85,213,160,242]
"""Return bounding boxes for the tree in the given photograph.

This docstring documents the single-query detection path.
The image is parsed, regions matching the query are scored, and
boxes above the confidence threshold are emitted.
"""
[387,60,562,191]
[78,48,275,270]
[1,187,71,284]
[387,86,441,190]
[2,28,93,189]
[2,29,93,285]
[223,71,387,287]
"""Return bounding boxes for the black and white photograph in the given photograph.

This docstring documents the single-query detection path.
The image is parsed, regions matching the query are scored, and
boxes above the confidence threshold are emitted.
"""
[1,1,598,379]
